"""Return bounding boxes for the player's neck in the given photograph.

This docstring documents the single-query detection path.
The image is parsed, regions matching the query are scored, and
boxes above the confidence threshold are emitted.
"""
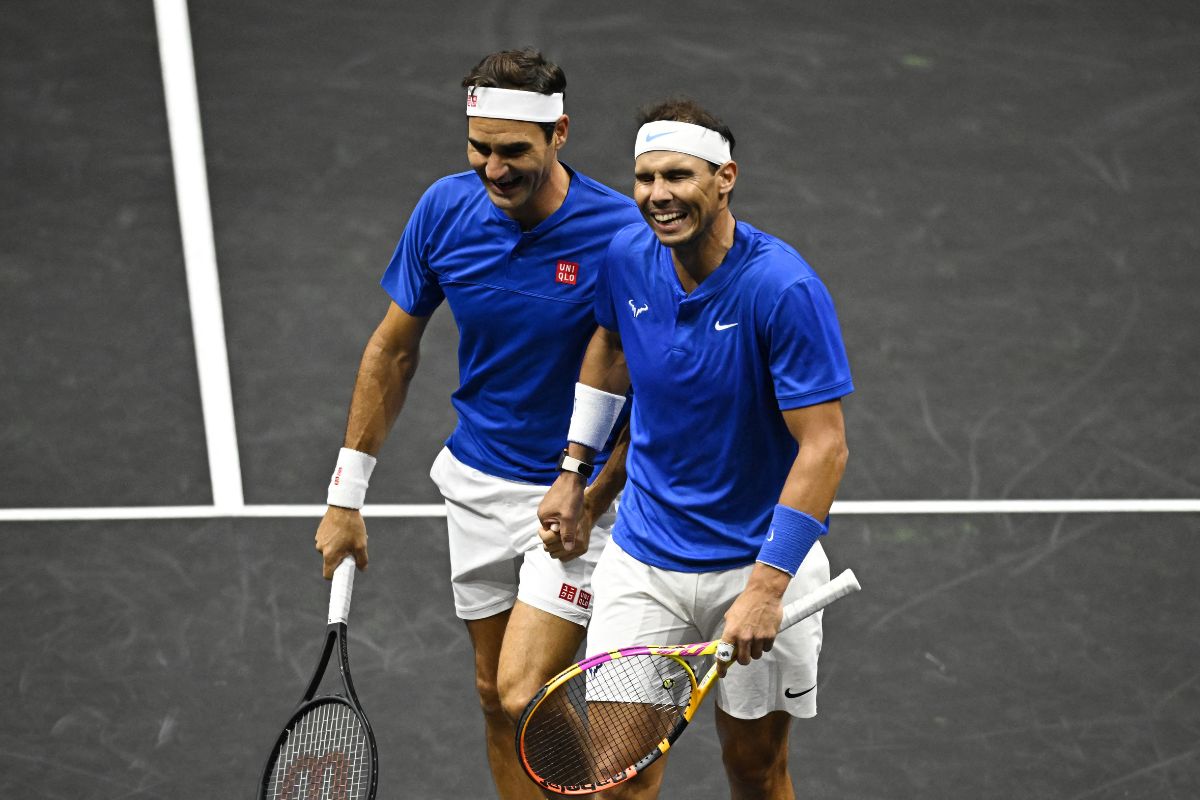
[510,161,570,230]
[671,209,735,293]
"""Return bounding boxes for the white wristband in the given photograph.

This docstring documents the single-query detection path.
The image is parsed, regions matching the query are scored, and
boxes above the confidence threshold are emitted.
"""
[327,448,377,509]
[567,383,627,451]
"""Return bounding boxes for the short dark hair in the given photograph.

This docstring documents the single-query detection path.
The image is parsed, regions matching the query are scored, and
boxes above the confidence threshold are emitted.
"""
[462,48,566,142]
[636,97,736,163]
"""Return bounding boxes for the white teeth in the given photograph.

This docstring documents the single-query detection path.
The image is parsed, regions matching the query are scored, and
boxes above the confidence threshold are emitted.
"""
[653,212,684,224]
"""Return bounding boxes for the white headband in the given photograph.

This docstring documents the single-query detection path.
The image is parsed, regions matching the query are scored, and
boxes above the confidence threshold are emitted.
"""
[634,120,731,165]
[466,86,564,123]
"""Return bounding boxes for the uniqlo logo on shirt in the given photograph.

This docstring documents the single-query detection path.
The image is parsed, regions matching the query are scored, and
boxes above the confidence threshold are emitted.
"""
[556,260,579,285]
[576,590,592,610]
[559,583,578,603]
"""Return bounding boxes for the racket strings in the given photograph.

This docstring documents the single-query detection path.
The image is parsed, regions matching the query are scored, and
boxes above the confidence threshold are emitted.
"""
[266,701,371,800]
[523,654,703,789]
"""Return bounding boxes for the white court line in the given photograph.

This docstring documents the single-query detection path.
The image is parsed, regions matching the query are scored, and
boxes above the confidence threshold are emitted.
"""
[0,505,443,522]
[154,0,245,510]
[1,500,1199,522]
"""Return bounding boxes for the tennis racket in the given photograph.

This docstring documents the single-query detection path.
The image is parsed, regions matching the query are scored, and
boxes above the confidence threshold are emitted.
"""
[258,556,378,800]
[516,568,861,795]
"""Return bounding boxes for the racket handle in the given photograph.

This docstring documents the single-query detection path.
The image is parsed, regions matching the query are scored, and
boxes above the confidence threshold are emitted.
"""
[328,555,356,624]
[779,569,861,632]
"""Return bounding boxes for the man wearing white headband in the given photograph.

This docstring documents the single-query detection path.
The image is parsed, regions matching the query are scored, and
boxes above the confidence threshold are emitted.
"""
[539,98,854,799]
[313,49,640,799]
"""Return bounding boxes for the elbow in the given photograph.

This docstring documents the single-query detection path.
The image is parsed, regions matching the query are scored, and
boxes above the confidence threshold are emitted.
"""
[794,433,847,484]
[817,432,848,482]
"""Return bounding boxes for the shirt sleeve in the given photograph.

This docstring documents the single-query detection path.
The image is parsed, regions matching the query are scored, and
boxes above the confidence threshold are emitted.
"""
[767,278,854,409]
[380,189,445,316]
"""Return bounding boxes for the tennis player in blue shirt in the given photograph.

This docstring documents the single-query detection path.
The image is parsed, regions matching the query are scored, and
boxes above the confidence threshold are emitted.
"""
[313,49,641,799]
[539,98,853,799]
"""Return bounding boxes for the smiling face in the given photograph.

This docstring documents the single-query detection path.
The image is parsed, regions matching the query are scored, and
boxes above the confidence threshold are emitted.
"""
[467,115,568,227]
[633,150,737,250]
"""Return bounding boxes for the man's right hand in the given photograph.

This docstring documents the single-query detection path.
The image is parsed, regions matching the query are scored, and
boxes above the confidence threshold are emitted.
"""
[315,506,369,578]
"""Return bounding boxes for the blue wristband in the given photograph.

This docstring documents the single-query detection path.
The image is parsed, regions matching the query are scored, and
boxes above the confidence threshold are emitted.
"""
[756,504,827,576]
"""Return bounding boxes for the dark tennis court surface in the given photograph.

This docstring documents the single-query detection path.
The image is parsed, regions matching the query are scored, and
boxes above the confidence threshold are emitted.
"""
[3,1,1198,798]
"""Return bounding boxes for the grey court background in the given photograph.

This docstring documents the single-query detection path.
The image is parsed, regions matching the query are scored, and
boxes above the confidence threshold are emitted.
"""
[2,1,1199,798]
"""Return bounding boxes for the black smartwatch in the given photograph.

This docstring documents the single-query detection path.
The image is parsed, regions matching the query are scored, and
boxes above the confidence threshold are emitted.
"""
[557,449,594,478]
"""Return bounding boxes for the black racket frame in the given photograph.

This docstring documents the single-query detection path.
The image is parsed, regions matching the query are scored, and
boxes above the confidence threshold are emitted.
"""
[257,619,379,800]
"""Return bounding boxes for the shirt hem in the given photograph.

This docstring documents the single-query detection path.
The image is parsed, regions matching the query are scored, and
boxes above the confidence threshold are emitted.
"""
[612,530,757,574]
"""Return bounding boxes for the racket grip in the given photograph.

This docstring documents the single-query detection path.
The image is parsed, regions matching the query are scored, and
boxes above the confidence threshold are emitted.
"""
[328,555,356,624]
[779,569,861,632]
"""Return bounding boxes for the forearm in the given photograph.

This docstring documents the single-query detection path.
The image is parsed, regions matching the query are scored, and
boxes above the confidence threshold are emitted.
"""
[750,402,849,594]
[776,432,849,521]
[725,434,848,654]
[583,422,629,515]
[543,327,629,546]
[567,326,629,464]
[342,327,420,455]
[318,305,425,570]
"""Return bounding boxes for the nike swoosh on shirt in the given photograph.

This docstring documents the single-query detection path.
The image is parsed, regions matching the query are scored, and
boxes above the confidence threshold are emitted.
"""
[714,321,739,331]
[784,685,816,699]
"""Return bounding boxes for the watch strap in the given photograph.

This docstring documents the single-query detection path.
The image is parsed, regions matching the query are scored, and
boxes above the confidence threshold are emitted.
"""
[557,449,594,478]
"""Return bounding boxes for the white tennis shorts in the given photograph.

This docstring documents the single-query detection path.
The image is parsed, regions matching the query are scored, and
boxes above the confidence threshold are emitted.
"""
[586,537,829,720]
[429,447,615,626]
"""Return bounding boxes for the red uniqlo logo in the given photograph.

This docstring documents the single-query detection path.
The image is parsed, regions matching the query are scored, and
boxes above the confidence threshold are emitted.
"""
[333,467,343,486]
[559,583,578,603]
[576,590,592,610]
[467,94,478,108]
[556,260,579,285]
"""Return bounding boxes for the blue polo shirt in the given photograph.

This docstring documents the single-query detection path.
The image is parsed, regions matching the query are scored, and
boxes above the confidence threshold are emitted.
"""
[382,166,641,485]
[595,220,854,572]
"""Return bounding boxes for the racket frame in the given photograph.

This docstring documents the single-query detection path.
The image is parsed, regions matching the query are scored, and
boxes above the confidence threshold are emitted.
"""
[517,638,722,794]
[516,568,861,795]
[258,558,379,800]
